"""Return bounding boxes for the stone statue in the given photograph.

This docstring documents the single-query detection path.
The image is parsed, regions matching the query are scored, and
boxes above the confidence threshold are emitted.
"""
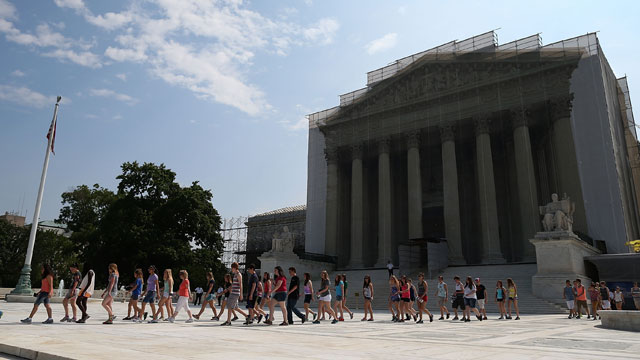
[271,226,295,253]
[539,193,575,233]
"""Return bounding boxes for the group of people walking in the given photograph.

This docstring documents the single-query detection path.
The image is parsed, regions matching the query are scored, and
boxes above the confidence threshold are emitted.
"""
[563,279,640,319]
[17,261,536,326]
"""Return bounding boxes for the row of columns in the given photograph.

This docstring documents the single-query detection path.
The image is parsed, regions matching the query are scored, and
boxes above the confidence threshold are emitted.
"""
[325,110,540,267]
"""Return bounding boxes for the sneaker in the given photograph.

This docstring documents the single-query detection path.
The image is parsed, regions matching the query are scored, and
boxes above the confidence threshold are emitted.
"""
[460,317,466,321]
[476,315,482,321]
[149,319,158,323]
[331,319,338,324]
[232,316,239,321]
[361,318,367,321]
[483,316,488,320]
[587,315,591,319]
[439,316,444,320]
[110,315,117,321]
[43,318,54,324]
[465,318,471,322]
[212,316,219,321]
[163,318,169,321]
[429,315,434,322]
[515,316,520,320]
[367,318,374,321]
[168,317,174,323]
[103,319,113,324]
[264,320,273,325]
[193,314,200,320]
[416,320,424,324]
[350,312,353,320]
[313,320,321,324]
[75,318,86,323]
[339,317,344,322]
[499,316,504,319]
[568,315,572,319]
[60,316,70,322]
[413,315,418,321]
[257,315,263,324]
[220,321,231,326]
[452,316,459,321]
[21,318,32,324]
[313,313,317,321]
[279,322,288,326]
[122,316,132,321]
[143,312,148,320]
[70,318,77,323]
[301,317,306,324]
[185,318,194,323]
[446,313,450,319]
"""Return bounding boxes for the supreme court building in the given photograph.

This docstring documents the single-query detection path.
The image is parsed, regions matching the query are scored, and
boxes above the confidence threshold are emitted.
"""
[304,31,640,269]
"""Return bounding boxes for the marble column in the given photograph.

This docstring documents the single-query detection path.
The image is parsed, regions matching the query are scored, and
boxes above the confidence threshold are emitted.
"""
[440,124,465,265]
[475,116,506,263]
[324,147,339,257]
[376,138,393,267]
[511,108,539,261]
[349,144,364,268]
[407,131,423,240]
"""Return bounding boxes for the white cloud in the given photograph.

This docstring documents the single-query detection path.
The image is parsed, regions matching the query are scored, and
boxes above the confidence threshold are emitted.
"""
[112,114,122,120]
[365,33,398,55]
[89,88,138,105]
[0,0,16,19]
[303,18,339,45]
[0,84,51,108]
[115,73,127,81]
[43,48,102,68]
[10,69,24,77]
[53,0,85,10]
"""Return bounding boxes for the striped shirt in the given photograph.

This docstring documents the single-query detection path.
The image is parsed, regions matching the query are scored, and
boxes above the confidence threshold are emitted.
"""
[231,272,241,296]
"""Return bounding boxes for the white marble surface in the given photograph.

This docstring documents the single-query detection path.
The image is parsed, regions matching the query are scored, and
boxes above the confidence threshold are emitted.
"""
[1,301,639,359]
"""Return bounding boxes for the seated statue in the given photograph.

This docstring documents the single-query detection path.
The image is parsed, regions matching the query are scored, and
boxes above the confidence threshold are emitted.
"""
[539,193,575,233]
[271,226,295,253]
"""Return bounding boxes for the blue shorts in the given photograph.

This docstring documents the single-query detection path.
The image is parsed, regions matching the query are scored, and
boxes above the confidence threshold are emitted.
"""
[35,292,50,306]
[142,291,156,303]
[464,298,477,308]
[273,292,287,302]
[206,293,215,302]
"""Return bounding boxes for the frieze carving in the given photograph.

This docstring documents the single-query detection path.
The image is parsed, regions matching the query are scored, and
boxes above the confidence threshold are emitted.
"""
[474,115,492,136]
[510,108,532,129]
[439,123,456,143]
[406,130,421,148]
[548,94,574,121]
[378,137,391,155]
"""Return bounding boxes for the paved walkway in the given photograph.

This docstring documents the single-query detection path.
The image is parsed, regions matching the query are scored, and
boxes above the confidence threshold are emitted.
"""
[0,302,638,359]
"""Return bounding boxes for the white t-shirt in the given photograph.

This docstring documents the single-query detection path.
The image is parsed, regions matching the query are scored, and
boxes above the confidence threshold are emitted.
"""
[79,270,95,296]
[463,284,477,299]
[387,263,393,270]
[195,287,203,294]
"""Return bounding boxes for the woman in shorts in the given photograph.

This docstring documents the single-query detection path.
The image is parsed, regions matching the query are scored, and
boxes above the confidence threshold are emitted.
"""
[416,273,433,323]
[632,282,640,310]
[218,274,232,313]
[362,275,374,321]
[506,278,520,320]
[302,273,317,321]
[388,275,400,322]
[340,274,354,320]
[588,282,600,320]
[124,268,143,321]
[313,270,338,324]
[21,264,54,324]
[265,266,288,325]
[462,276,482,322]
[194,271,218,321]
[101,263,119,324]
[333,274,345,321]
[614,286,625,310]
[495,280,507,319]
[154,269,174,321]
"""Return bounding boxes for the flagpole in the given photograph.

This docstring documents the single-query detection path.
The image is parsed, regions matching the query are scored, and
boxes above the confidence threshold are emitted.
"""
[11,96,61,295]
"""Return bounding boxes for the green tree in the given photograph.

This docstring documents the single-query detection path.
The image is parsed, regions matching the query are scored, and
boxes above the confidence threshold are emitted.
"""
[58,162,224,287]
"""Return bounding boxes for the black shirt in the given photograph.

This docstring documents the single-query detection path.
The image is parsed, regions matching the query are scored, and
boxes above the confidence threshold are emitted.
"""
[477,284,486,300]
[288,275,300,299]
[248,273,259,298]
[207,279,215,293]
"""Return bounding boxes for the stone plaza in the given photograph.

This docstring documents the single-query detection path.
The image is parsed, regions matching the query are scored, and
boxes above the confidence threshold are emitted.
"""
[1,302,640,359]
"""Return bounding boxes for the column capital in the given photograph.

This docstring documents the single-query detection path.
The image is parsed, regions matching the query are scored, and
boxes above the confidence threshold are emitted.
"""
[377,137,391,155]
[406,130,420,149]
[325,147,339,164]
[439,123,456,143]
[548,94,574,121]
[473,115,492,136]
[350,144,363,160]
[510,107,533,130]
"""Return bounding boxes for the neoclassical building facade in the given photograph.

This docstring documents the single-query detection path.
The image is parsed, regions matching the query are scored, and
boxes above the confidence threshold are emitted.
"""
[305,32,639,269]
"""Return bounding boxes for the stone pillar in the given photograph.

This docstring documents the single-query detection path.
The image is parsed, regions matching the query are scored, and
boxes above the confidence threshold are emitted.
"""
[475,116,506,263]
[324,147,339,257]
[406,131,423,240]
[349,144,364,268]
[511,108,539,261]
[376,138,393,267]
[440,124,465,265]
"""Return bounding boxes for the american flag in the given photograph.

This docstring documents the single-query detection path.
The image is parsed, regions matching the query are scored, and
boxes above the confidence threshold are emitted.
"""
[46,111,57,155]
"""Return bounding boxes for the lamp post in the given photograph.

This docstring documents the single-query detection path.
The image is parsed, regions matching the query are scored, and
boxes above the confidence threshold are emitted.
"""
[11,96,61,295]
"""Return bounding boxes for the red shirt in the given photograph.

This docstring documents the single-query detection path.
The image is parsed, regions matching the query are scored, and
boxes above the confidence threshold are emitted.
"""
[275,276,287,292]
[576,285,587,301]
[401,284,410,299]
[179,279,190,297]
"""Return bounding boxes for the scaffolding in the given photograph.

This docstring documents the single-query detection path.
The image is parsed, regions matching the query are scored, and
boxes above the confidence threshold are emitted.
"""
[220,216,248,270]
[307,31,601,128]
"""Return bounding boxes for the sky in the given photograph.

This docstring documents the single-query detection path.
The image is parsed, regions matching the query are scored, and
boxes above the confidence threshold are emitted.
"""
[1,0,639,224]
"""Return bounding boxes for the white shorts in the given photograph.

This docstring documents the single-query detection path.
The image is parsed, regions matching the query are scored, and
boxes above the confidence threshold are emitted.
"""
[602,300,611,309]
[566,300,575,310]
[319,294,332,302]
[477,299,485,310]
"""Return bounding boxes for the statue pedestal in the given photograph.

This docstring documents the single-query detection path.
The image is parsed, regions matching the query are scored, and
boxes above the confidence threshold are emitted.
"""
[530,235,600,301]
[258,250,334,278]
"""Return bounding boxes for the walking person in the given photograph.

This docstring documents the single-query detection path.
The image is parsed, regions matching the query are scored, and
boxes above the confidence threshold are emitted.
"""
[194,286,203,306]
[496,280,507,319]
[60,263,81,323]
[221,262,244,326]
[387,260,394,278]
[140,265,160,323]
[253,272,266,323]
[435,275,450,320]
[563,280,576,319]
[399,276,416,321]
[168,270,194,323]
[194,272,219,321]
[265,266,288,326]
[124,269,143,321]
[416,273,433,323]
[75,265,95,323]
[286,267,306,325]
[244,264,260,325]
[257,272,272,322]
[451,276,465,321]
[463,276,482,322]
[506,278,520,320]
[388,275,400,322]
[312,270,338,324]
[600,281,612,310]
[154,269,174,321]
[574,279,589,319]
[341,274,355,320]
[475,278,488,320]
[407,278,418,320]
[21,264,54,324]
[101,263,119,324]
[588,282,600,320]
[218,274,232,312]
[362,275,374,321]
[614,286,625,310]
[632,282,640,310]
[334,274,345,321]
[302,273,317,322]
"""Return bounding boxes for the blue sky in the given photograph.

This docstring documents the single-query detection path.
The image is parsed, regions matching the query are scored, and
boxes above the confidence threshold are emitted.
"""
[1,0,639,223]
